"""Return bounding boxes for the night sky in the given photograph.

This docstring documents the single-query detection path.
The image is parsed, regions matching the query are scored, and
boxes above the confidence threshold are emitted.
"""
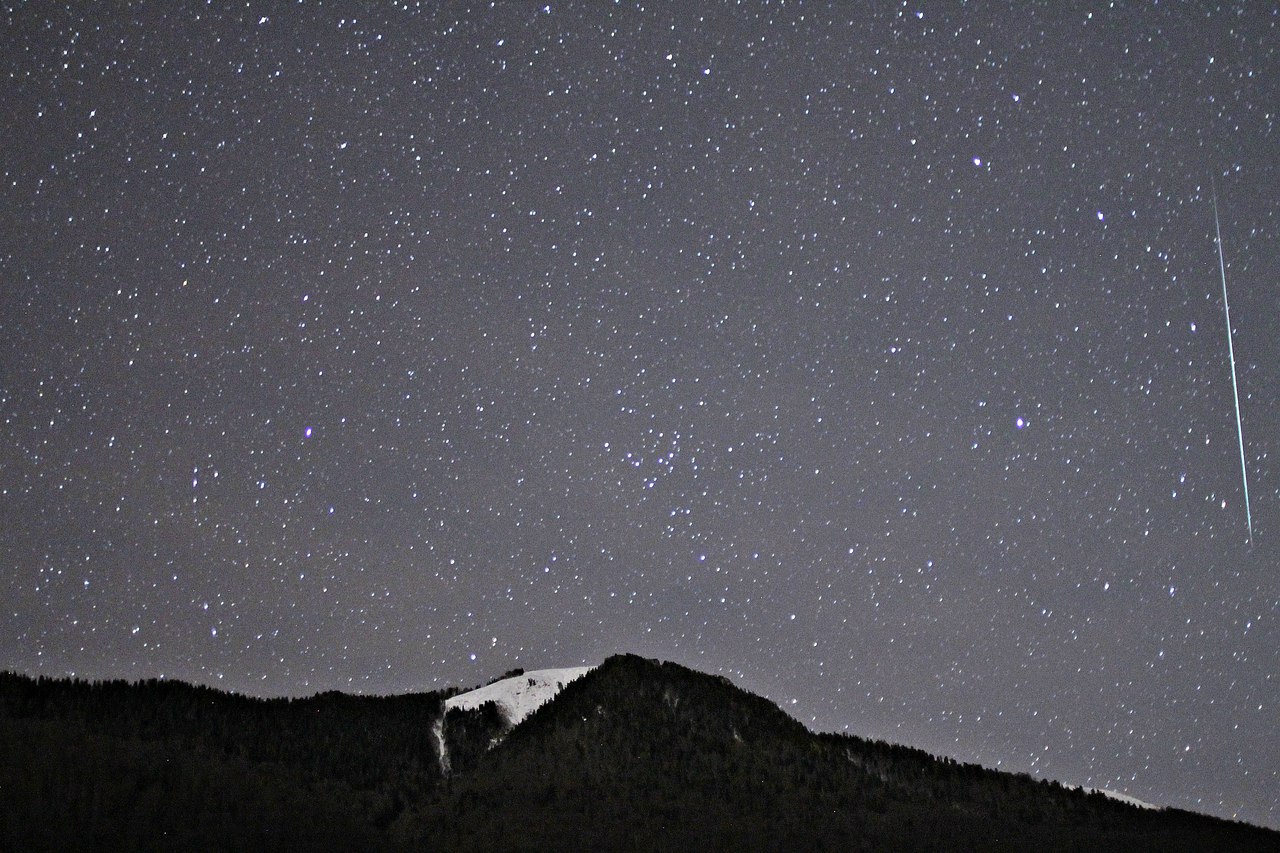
[2,1,1277,828]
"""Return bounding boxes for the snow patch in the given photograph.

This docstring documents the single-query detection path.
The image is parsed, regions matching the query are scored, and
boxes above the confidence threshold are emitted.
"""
[1087,788,1161,810]
[431,715,449,775]
[445,666,593,728]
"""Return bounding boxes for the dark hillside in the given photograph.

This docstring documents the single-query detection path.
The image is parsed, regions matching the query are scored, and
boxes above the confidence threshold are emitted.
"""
[1,660,1276,852]
[0,672,444,850]
[423,654,1279,852]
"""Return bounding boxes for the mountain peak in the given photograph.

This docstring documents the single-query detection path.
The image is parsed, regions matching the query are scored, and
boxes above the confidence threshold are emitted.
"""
[425,655,1280,851]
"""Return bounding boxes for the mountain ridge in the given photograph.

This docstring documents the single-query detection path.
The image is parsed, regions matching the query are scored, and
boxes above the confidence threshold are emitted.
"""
[428,654,1277,850]
[1,655,1276,851]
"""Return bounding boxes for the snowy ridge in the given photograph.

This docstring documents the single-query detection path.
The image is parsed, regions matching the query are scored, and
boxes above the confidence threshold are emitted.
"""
[1087,788,1161,810]
[445,666,594,728]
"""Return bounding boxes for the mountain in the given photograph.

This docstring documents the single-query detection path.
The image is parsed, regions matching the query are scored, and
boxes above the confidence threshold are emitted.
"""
[421,654,1279,851]
[438,666,592,774]
[2,657,1276,851]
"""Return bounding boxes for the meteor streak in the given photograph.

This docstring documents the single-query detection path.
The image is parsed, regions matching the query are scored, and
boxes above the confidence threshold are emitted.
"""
[1211,177,1253,547]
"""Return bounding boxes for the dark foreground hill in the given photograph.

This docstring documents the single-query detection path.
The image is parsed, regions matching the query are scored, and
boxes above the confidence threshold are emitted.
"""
[2,656,1275,851]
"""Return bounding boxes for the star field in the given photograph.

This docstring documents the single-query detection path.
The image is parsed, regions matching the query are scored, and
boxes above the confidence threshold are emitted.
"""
[1,1,1277,828]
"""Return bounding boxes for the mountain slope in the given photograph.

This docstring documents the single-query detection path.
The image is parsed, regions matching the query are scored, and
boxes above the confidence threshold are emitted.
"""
[438,666,593,775]
[1,659,1275,851]
[0,673,445,850]
[445,666,593,727]
[422,654,1279,852]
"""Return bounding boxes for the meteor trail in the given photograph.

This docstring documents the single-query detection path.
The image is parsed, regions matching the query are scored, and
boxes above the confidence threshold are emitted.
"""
[1211,177,1253,547]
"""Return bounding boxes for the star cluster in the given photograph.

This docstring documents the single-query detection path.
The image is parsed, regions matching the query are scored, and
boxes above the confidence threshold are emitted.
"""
[2,1,1277,828]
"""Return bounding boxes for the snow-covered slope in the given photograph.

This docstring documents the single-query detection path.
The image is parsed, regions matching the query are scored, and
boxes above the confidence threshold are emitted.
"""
[1087,788,1161,810]
[445,666,593,728]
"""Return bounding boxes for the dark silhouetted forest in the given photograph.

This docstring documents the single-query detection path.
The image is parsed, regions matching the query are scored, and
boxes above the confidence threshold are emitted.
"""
[2,656,1276,851]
